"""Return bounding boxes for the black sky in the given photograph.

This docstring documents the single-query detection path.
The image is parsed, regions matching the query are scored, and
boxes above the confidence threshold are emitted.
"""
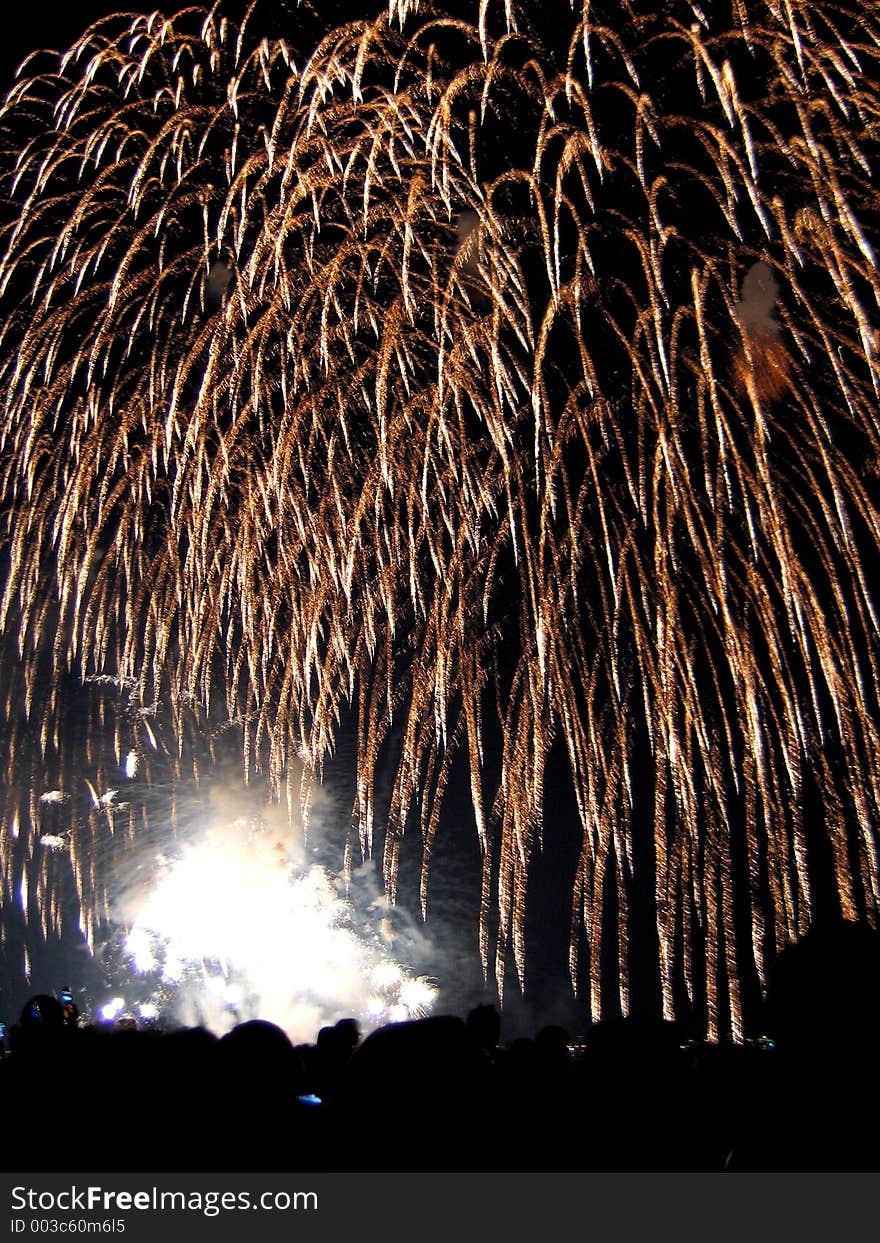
[1,1,384,89]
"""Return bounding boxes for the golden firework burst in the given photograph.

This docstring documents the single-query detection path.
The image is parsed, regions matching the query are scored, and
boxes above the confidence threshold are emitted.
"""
[1,0,879,1037]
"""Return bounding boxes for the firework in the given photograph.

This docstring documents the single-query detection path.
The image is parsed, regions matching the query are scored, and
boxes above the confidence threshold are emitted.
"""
[1,0,879,1039]
[104,806,439,1039]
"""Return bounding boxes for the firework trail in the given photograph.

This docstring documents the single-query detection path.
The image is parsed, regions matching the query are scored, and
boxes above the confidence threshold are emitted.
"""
[1,0,879,1038]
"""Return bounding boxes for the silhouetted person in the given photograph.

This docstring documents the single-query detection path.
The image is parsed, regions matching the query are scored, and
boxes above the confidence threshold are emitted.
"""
[312,1018,360,1104]
[730,919,880,1170]
[9,994,69,1059]
[466,1003,501,1061]
[535,1024,570,1071]
[765,918,880,1057]
[575,1016,691,1170]
[337,1015,491,1170]
[209,1020,311,1169]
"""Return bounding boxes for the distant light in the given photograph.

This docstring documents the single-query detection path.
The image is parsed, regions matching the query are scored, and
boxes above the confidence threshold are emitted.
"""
[125,927,157,973]
[161,957,185,982]
[398,978,438,1014]
[38,834,67,851]
[40,790,69,804]
[372,963,403,988]
[101,997,125,1021]
[224,983,243,1006]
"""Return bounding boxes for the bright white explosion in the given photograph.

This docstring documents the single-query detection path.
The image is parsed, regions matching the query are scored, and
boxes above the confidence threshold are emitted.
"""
[101,810,438,1042]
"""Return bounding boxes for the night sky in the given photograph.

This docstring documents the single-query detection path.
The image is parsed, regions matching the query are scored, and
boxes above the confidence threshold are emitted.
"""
[1,1,878,1045]
[0,1,593,1036]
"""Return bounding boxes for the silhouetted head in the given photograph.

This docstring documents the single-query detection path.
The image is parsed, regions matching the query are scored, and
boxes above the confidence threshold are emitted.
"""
[333,1018,360,1051]
[466,1004,501,1054]
[317,1018,360,1055]
[348,1015,474,1107]
[535,1024,570,1065]
[216,1019,302,1091]
[19,995,65,1028]
[765,919,880,1056]
[219,1019,293,1058]
[585,1015,685,1071]
[10,994,73,1059]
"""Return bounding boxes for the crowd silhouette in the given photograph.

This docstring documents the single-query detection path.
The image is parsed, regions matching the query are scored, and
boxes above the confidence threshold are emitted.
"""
[1,920,877,1172]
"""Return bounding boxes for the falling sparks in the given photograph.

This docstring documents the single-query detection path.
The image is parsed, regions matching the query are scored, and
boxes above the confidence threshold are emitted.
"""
[0,1,879,1040]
